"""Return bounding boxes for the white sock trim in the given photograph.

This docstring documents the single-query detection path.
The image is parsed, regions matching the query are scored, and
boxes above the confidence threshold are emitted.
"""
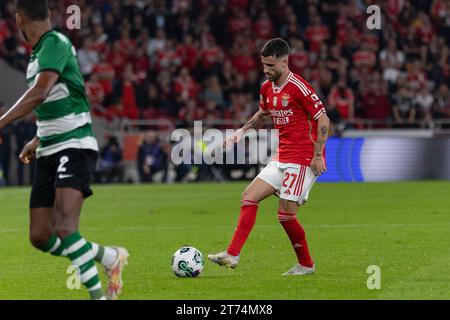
[101,247,118,268]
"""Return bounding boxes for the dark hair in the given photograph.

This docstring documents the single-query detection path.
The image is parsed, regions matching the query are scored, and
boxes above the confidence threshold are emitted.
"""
[15,0,49,21]
[261,38,290,58]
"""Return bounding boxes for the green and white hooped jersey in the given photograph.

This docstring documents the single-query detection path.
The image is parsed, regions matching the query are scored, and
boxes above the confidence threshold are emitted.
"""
[26,30,98,158]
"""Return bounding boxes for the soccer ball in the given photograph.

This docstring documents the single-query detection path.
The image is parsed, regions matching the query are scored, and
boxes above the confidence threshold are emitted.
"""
[171,246,205,278]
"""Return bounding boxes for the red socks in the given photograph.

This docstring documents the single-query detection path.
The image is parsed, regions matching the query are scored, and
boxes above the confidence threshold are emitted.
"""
[226,203,314,268]
[227,200,258,256]
[278,211,314,267]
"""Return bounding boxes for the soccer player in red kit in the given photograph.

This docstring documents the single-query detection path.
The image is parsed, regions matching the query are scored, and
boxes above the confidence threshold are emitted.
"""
[208,38,330,275]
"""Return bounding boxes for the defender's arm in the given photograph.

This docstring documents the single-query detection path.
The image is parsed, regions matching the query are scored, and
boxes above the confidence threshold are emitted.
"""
[314,113,330,158]
[224,109,271,149]
[311,113,330,176]
[241,109,271,133]
[0,71,59,129]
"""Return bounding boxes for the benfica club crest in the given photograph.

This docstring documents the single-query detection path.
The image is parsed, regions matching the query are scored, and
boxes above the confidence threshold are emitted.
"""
[281,94,290,107]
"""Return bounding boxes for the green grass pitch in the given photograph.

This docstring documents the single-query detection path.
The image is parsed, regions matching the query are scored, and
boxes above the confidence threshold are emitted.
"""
[0,181,449,300]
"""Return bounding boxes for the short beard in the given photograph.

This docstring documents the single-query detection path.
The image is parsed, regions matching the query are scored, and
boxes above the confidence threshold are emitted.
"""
[273,70,283,83]
[19,28,29,42]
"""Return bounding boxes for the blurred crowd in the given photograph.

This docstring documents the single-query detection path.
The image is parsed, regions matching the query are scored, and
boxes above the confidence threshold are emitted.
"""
[1,0,449,131]
[1,0,450,184]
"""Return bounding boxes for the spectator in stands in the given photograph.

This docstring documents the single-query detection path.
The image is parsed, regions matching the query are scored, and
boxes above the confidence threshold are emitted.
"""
[379,39,405,84]
[406,59,428,92]
[176,33,198,71]
[173,67,200,103]
[95,136,124,184]
[328,77,355,122]
[253,10,274,44]
[414,85,434,128]
[432,83,450,120]
[202,76,225,108]
[112,63,140,120]
[92,50,115,97]
[0,103,12,185]
[133,45,150,86]
[352,41,376,69]
[77,37,99,76]
[199,35,224,76]
[137,131,166,183]
[147,28,167,58]
[1,0,450,185]
[326,44,348,82]
[14,113,36,185]
[141,83,165,119]
[305,13,330,53]
[104,96,126,125]
[361,81,393,128]
[289,37,309,75]
[86,72,106,116]
[231,44,257,79]
[392,86,417,128]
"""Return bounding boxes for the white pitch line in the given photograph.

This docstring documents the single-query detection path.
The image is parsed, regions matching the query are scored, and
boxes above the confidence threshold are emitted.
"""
[1,222,450,234]
[0,190,29,197]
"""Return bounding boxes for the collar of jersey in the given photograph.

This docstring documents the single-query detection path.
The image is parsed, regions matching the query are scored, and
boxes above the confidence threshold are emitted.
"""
[32,29,55,51]
[272,71,293,94]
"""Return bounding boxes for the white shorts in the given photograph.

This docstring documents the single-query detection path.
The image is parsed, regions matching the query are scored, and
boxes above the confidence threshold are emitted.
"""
[256,161,317,205]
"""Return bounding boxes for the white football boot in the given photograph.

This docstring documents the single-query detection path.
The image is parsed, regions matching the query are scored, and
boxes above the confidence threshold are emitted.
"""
[207,251,240,269]
[282,263,315,275]
[105,247,129,300]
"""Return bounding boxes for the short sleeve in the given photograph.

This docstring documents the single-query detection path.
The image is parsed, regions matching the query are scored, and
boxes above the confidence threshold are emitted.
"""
[37,35,70,75]
[292,79,326,120]
[259,82,269,111]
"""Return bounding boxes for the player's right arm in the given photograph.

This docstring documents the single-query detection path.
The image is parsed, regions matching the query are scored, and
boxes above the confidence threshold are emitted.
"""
[224,86,271,149]
[224,109,270,149]
[0,71,59,164]
[242,109,271,132]
[0,72,59,129]
[224,100,271,150]
[19,136,40,164]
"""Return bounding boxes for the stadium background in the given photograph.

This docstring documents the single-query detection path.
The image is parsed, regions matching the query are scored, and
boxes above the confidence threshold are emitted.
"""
[0,0,449,185]
[0,0,450,301]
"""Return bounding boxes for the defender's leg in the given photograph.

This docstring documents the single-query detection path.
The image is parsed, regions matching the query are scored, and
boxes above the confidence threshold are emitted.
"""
[277,165,317,275]
[208,161,281,269]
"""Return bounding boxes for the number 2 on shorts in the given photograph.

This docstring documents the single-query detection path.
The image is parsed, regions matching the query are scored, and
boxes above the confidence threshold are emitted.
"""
[58,156,69,173]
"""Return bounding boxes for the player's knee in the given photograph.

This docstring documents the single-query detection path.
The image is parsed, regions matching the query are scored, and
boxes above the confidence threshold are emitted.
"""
[279,200,298,214]
[29,231,52,250]
[54,228,75,240]
[241,189,258,202]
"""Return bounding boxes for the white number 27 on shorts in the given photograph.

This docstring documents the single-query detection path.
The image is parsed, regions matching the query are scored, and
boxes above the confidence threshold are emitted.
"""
[280,164,317,205]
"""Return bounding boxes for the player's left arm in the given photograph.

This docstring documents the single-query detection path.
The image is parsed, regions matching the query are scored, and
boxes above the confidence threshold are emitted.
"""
[0,71,59,129]
[310,113,330,176]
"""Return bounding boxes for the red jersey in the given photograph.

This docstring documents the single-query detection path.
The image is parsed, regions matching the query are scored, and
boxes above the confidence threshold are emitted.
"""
[259,71,326,166]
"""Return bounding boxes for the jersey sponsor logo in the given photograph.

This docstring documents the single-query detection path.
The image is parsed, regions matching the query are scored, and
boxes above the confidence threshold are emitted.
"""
[270,109,293,126]
[270,109,293,117]
[275,117,290,125]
